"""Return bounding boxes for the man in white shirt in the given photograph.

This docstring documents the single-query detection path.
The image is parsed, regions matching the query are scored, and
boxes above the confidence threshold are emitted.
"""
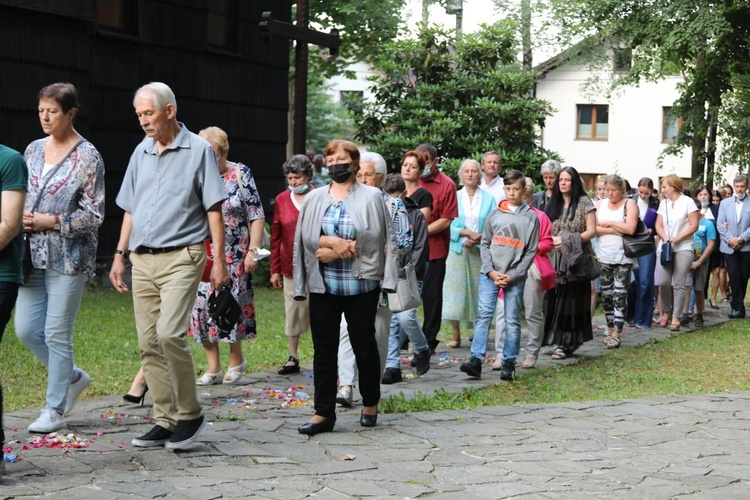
[479,151,505,203]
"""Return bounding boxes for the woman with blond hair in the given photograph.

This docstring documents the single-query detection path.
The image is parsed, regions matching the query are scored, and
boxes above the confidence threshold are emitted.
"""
[655,173,699,331]
[189,126,266,384]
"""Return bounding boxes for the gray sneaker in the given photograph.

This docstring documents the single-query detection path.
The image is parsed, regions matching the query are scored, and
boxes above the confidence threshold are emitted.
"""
[335,386,353,407]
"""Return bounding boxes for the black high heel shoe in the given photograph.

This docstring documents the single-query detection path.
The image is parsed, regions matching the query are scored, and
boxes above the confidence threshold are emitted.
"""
[360,408,378,427]
[298,417,335,435]
[123,386,148,406]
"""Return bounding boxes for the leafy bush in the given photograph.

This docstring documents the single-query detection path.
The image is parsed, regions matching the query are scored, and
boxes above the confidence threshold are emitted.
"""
[356,22,561,182]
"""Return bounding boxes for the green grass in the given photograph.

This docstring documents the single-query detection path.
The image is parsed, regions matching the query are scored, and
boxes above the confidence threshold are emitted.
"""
[4,285,750,414]
[381,320,750,412]
[0,285,313,412]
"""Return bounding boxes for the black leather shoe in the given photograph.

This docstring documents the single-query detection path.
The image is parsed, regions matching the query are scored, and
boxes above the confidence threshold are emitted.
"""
[360,409,378,427]
[298,418,335,435]
[728,310,745,319]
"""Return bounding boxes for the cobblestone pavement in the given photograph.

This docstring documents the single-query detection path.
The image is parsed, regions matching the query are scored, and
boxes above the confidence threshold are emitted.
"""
[2,306,749,499]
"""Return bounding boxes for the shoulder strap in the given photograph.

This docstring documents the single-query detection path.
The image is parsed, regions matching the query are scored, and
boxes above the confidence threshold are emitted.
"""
[31,138,85,213]
[234,163,252,234]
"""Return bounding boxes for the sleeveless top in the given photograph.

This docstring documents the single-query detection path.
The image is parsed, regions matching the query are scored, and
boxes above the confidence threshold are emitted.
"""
[596,200,629,264]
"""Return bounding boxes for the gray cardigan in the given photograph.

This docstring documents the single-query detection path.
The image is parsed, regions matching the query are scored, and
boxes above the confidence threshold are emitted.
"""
[293,182,399,299]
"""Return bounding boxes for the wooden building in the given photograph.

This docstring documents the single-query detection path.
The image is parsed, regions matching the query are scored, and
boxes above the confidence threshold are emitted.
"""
[0,0,292,259]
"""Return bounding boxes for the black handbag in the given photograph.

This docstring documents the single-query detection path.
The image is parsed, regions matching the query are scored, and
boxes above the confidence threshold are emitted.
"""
[660,241,674,266]
[660,202,674,266]
[207,285,242,331]
[622,202,655,258]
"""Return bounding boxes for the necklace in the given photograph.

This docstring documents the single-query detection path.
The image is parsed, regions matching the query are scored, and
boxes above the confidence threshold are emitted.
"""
[46,135,79,157]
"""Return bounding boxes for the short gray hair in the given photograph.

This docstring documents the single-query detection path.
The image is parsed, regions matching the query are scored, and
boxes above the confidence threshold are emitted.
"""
[283,154,313,178]
[540,159,561,176]
[734,174,749,186]
[361,152,387,175]
[134,82,177,112]
[458,159,481,183]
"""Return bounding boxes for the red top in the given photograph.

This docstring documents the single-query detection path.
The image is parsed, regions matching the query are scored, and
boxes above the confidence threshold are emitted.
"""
[270,189,301,278]
[419,170,458,260]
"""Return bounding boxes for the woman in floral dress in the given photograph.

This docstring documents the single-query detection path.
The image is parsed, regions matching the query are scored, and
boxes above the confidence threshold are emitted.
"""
[190,127,265,385]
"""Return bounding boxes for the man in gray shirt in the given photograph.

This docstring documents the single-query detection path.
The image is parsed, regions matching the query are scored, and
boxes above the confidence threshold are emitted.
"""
[109,82,229,450]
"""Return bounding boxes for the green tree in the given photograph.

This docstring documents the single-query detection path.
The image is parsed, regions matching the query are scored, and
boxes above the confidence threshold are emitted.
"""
[356,23,558,181]
[305,80,356,153]
[547,0,750,185]
[308,0,407,81]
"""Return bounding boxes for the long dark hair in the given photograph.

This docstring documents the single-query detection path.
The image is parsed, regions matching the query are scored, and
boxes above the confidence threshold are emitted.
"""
[545,166,587,222]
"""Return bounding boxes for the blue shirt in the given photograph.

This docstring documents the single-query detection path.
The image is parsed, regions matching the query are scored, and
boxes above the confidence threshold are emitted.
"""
[694,217,717,261]
[321,201,379,296]
[116,123,227,249]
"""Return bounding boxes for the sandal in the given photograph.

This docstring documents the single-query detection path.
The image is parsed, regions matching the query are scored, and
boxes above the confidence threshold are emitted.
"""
[657,317,669,328]
[669,322,681,332]
[224,360,247,384]
[196,369,224,386]
[551,347,567,360]
[709,300,719,310]
[278,356,300,375]
[521,357,536,369]
[604,335,621,349]
[446,340,461,348]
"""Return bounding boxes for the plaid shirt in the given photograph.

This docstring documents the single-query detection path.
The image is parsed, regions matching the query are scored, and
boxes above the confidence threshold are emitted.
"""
[321,201,380,296]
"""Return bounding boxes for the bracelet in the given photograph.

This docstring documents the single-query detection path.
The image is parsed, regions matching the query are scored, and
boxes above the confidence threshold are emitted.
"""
[114,249,128,259]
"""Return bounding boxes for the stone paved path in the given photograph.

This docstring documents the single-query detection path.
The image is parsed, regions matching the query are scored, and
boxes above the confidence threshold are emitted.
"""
[3,305,749,499]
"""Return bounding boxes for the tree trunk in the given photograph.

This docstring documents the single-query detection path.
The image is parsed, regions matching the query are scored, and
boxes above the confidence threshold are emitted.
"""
[422,0,430,23]
[521,0,532,71]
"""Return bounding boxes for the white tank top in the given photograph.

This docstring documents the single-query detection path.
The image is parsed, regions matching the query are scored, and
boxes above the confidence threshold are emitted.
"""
[596,200,629,264]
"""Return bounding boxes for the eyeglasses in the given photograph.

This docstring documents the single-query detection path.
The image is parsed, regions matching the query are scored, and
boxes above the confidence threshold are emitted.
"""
[356,172,379,180]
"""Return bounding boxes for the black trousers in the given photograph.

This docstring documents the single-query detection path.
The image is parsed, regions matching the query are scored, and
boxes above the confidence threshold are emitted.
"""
[0,282,19,444]
[309,288,381,419]
[724,251,750,313]
[421,258,447,351]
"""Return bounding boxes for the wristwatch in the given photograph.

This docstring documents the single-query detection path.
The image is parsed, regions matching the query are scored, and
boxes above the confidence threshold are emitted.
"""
[53,215,61,231]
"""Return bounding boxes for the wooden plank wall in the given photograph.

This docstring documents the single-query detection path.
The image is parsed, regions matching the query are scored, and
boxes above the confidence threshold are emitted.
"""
[0,0,291,259]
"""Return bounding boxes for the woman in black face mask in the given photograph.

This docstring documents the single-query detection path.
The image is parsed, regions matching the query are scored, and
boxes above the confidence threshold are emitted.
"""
[292,140,399,435]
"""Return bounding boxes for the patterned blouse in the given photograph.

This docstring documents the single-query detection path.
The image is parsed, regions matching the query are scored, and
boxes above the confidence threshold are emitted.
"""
[23,138,105,276]
[321,201,380,296]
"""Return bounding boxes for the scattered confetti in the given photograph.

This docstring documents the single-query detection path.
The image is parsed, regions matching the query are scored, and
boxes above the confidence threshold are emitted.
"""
[337,454,356,461]
[27,433,89,450]
[4,453,17,463]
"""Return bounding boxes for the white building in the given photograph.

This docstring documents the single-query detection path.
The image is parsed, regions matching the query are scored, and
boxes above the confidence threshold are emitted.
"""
[535,49,692,190]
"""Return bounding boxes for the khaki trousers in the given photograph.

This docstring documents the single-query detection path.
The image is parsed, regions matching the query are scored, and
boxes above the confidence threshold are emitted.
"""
[130,244,205,429]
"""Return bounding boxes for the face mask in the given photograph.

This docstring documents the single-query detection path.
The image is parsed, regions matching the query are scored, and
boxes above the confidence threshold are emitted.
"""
[421,167,431,178]
[328,163,353,183]
[700,200,709,207]
[738,192,747,201]
[289,184,310,195]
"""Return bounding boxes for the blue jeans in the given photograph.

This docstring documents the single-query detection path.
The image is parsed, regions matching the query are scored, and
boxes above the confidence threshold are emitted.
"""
[386,285,429,369]
[15,269,87,415]
[471,273,525,363]
[633,251,656,328]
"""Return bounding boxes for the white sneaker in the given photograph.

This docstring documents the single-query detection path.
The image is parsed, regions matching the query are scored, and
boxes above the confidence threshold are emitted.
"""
[28,408,67,433]
[64,369,91,415]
